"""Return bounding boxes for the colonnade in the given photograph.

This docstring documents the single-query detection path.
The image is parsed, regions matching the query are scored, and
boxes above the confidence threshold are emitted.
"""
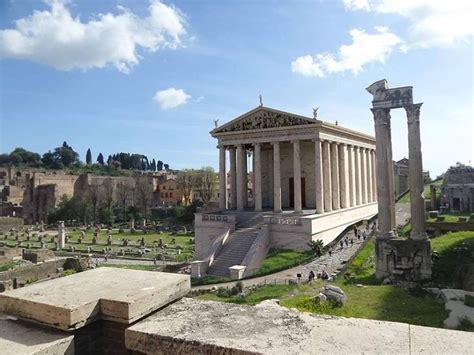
[218,140,377,213]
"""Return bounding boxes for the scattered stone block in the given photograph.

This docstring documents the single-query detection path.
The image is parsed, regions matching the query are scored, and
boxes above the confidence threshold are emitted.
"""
[320,285,347,305]
[0,268,190,330]
[428,211,439,219]
[436,216,445,222]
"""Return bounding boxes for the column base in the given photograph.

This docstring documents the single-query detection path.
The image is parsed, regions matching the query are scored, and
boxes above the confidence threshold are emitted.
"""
[376,230,396,239]
[409,231,428,241]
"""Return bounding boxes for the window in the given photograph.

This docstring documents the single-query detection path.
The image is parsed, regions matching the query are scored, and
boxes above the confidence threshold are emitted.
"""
[165,192,168,198]
[169,192,173,198]
[160,192,164,198]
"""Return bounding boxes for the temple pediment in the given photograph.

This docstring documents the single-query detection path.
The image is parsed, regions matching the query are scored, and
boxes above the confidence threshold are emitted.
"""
[212,106,317,134]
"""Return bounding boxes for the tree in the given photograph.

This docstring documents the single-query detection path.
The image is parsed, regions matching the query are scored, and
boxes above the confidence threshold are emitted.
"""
[97,153,104,165]
[117,180,134,222]
[177,169,194,206]
[157,160,163,171]
[151,159,156,172]
[102,178,115,210]
[107,154,113,165]
[53,142,79,167]
[136,176,150,221]
[86,148,92,165]
[308,239,325,256]
[42,151,62,169]
[193,167,217,206]
[164,163,169,170]
[89,180,101,225]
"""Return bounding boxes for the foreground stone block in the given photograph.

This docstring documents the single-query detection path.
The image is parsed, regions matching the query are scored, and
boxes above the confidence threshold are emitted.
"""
[0,315,74,354]
[0,267,190,330]
[126,298,472,354]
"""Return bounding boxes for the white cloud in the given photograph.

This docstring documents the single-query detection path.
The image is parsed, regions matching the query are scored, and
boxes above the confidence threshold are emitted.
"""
[153,88,191,109]
[0,0,187,73]
[343,0,473,48]
[291,27,402,77]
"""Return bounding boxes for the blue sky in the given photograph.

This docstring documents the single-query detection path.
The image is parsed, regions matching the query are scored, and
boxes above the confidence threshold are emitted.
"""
[1,0,472,176]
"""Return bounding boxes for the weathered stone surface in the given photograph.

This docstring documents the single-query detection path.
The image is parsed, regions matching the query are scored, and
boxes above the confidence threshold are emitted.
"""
[0,268,190,330]
[126,298,472,354]
[0,315,74,354]
[321,285,347,305]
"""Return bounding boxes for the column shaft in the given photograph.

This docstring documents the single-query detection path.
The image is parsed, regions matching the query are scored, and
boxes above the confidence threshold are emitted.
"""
[273,142,282,213]
[371,150,377,201]
[293,141,302,213]
[331,142,340,210]
[322,141,332,212]
[360,147,367,204]
[229,147,237,209]
[406,103,427,240]
[314,139,324,213]
[254,143,262,212]
[219,145,227,209]
[373,108,395,238]
[236,145,246,211]
[354,146,361,205]
[339,143,348,208]
[348,145,355,207]
[366,148,372,202]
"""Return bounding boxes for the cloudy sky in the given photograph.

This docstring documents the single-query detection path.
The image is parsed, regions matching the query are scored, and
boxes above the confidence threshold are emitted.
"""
[1,0,472,176]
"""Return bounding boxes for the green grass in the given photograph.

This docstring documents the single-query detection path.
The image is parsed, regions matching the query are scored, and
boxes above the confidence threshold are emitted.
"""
[97,263,160,271]
[255,249,315,277]
[345,239,377,284]
[427,212,472,223]
[0,261,17,272]
[398,178,443,203]
[431,231,474,287]
[4,228,194,261]
[465,295,474,308]
[191,276,230,286]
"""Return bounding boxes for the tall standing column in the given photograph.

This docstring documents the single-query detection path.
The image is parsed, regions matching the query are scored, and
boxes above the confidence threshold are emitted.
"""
[292,140,302,213]
[229,147,237,209]
[236,145,246,211]
[243,150,248,208]
[253,143,262,212]
[372,108,395,238]
[314,139,324,213]
[366,148,372,202]
[354,146,361,205]
[347,144,355,207]
[360,147,367,204]
[406,103,427,240]
[218,145,227,210]
[338,143,348,209]
[322,140,332,212]
[330,142,340,210]
[272,142,282,213]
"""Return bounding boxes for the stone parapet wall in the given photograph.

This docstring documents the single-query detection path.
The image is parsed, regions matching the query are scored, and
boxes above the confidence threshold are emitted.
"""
[0,217,23,232]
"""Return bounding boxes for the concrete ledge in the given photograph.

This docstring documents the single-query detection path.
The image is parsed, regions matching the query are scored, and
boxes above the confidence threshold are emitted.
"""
[125,298,473,354]
[0,268,190,330]
[0,315,74,355]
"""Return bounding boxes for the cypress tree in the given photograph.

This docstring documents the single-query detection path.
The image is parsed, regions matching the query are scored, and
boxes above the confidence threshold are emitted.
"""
[86,148,92,165]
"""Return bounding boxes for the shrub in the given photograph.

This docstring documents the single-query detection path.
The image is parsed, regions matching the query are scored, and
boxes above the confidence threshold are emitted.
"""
[464,294,474,308]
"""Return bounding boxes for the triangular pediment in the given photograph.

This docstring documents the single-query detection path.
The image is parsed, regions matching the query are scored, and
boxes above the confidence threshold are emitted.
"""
[212,106,317,134]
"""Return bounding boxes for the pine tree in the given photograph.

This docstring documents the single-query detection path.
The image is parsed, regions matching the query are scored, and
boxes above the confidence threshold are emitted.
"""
[107,155,113,165]
[151,158,156,171]
[86,148,92,165]
[97,153,104,165]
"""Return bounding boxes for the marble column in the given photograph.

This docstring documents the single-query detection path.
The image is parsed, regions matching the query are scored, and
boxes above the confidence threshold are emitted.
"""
[330,142,340,210]
[347,144,355,207]
[243,150,248,208]
[371,150,377,202]
[322,140,332,212]
[272,142,282,213]
[229,147,237,209]
[406,103,427,240]
[354,146,361,205]
[253,143,262,212]
[314,139,324,214]
[360,147,367,204]
[366,148,372,203]
[292,140,302,213]
[218,145,227,210]
[372,108,395,238]
[236,145,246,211]
[338,143,348,209]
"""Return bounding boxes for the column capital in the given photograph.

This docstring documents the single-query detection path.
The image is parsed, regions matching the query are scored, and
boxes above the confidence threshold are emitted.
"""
[271,141,280,146]
[290,139,300,145]
[405,103,423,124]
[252,142,261,147]
[312,137,322,143]
[371,107,391,126]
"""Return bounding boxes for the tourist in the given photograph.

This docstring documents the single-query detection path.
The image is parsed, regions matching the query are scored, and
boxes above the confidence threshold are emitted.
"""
[356,230,361,240]
[344,239,349,247]
[309,270,315,282]
[340,240,344,249]
[350,239,354,246]
[153,257,157,265]
[321,270,329,280]
[104,254,108,263]
[328,250,332,257]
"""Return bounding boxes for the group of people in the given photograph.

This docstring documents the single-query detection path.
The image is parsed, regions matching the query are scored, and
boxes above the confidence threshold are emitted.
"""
[307,220,378,282]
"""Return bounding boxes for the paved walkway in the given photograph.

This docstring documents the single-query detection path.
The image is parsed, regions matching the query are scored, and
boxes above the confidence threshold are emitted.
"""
[194,202,411,290]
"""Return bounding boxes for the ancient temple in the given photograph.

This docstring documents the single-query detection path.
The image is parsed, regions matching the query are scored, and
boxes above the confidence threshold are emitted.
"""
[192,105,378,279]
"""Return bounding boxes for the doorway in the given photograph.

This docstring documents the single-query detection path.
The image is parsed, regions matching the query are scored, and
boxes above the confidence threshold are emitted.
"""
[289,177,306,209]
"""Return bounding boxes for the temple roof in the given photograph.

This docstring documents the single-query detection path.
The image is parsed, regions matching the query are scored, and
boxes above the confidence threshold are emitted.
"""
[211,106,317,135]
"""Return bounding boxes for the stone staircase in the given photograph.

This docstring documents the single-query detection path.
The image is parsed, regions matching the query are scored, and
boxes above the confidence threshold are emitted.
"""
[207,213,265,277]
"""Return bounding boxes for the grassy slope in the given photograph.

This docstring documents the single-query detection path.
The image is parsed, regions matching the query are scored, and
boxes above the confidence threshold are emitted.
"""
[399,179,443,203]
[255,249,315,276]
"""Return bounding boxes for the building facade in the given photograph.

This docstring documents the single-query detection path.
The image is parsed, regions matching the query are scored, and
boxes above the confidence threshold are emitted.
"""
[441,165,474,212]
